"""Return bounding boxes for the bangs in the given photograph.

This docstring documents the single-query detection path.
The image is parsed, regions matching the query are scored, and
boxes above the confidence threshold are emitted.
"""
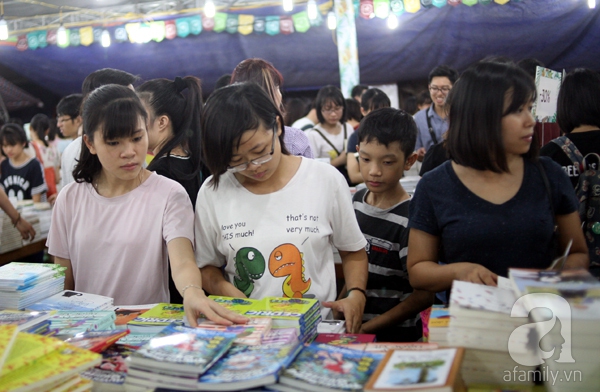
[503,74,537,115]
[99,98,147,140]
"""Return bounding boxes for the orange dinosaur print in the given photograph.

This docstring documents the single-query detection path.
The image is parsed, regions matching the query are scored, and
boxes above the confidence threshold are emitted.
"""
[269,243,311,298]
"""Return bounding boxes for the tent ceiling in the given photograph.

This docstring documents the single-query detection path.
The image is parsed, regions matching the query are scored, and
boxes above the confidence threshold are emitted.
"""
[0,0,598,105]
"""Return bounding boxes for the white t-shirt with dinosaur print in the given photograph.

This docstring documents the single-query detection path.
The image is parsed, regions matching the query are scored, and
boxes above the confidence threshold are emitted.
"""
[195,157,366,316]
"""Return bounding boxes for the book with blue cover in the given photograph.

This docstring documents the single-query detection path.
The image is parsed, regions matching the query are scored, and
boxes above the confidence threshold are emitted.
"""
[0,262,66,290]
[27,290,114,311]
[197,340,302,391]
[278,343,383,392]
[128,324,237,376]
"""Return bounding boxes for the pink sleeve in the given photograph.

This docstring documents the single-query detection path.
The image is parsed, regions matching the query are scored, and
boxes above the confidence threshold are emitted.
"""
[46,187,71,259]
[162,185,194,246]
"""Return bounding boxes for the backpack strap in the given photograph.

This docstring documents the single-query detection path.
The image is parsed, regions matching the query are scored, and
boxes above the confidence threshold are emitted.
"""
[426,106,439,145]
[551,136,584,168]
[312,126,346,156]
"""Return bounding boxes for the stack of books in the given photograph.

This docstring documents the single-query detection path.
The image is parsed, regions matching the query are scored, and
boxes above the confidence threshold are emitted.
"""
[48,310,117,338]
[0,331,100,391]
[426,305,450,346]
[0,212,25,253]
[80,343,133,392]
[22,202,52,238]
[0,309,55,334]
[447,280,537,388]
[28,290,114,311]
[194,317,273,345]
[124,324,237,390]
[509,267,600,392]
[0,262,66,310]
[126,303,185,334]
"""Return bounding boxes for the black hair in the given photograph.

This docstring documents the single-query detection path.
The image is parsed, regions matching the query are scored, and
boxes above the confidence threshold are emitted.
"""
[428,65,459,85]
[360,88,391,113]
[345,98,362,122]
[403,96,417,116]
[215,74,232,90]
[74,84,148,183]
[202,82,289,188]
[82,68,139,96]
[29,113,52,147]
[446,61,538,173]
[56,94,83,118]
[416,89,432,106]
[137,76,203,181]
[517,58,545,79]
[357,107,417,158]
[315,85,346,124]
[557,68,600,134]
[351,84,368,99]
[0,123,28,156]
[284,98,310,126]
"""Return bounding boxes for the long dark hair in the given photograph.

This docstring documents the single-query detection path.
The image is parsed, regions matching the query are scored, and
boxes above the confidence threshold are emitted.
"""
[202,82,288,188]
[137,76,203,181]
[74,84,147,183]
[30,113,52,147]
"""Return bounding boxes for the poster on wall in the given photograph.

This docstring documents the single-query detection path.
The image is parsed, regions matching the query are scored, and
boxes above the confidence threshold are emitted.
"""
[531,66,562,123]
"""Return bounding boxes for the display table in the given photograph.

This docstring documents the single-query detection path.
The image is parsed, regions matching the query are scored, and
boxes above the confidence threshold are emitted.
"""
[0,237,47,266]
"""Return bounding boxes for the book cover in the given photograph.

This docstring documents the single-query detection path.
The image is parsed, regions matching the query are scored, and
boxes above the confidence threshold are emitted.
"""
[129,324,237,375]
[198,340,302,391]
[27,290,114,311]
[0,332,66,377]
[65,329,130,353]
[48,311,117,336]
[246,297,319,322]
[428,306,450,328]
[315,333,377,345]
[279,343,383,391]
[115,332,156,348]
[195,317,272,345]
[509,268,600,297]
[0,262,66,290]
[0,341,101,391]
[207,296,259,314]
[114,304,154,329]
[450,280,517,315]
[0,325,18,372]
[0,309,55,331]
[126,303,185,333]
[365,343,440,353]
[80,344,132,387]
[364,347,464,392]
[261,328,299,346]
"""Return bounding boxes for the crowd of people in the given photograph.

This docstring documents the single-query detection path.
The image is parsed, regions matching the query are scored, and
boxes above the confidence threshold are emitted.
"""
[1,56,597,342]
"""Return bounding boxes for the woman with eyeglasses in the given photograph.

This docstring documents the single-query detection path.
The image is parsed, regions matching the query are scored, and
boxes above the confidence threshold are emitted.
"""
[196,83,369,333]
[306,85,354,184]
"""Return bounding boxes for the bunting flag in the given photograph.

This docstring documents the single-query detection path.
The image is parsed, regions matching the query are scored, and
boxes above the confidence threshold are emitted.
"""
[404,0,421,13]
[80,26,94,46]
[238,14,254,35]
[18,0,523,51]
[374,0,390,19]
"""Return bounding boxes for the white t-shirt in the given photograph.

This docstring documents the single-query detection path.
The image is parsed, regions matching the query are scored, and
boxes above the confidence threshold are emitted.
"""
[291,117,315,131]
[47,172,194,305]
[60,136,81,189]
[195,157,367,314]
[305,123,352,160]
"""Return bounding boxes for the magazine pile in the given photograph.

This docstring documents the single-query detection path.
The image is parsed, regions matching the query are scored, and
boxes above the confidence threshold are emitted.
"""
[0,262,65,310]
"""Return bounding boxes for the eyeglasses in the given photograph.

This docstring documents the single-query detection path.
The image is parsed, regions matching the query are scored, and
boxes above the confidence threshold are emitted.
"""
[429,85,452,94]
[227,125,277,173]
[57,116,73,124]
[322,105,343,114]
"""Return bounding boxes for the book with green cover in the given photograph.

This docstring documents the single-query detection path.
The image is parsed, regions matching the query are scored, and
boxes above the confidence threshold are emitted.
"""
[245,297,320,327]
[207,296,259,314]
[126,303,185,333]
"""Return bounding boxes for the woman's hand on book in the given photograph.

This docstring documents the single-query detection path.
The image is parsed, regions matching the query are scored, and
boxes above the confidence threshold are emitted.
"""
[455,262,498,286]
[183,291,248,327]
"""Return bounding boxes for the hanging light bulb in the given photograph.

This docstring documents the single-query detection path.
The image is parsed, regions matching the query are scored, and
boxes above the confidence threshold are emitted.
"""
[307,0,318,20]
[204,0,215,18]
[387,14,398,29]
[283,0,294,12]
[101,29,111,47]
[589,0,596,9]
[327,11,336,30]
[57,24,68,46]
[0,1,8,41]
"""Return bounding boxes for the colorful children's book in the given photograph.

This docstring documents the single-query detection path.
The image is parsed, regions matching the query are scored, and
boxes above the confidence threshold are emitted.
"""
[278,343,383,392]
[0,262,66,290]
[126,303,185,333]
[197,340,303,391]
[364,347,465,392]
[0,340,101,391]
[27,290,114,311]
[207,296,259,314]
[0,309,55,331]
[65,329,130,353]
[315,333,377,346]
[115,332,156,349]
[262,328,299,346]
[0,325,18,372]
[509,267,600,297]
[364,343,440,353]
[114,304,154,329]
[245,297,320,328]
[48,311,117,337]
[194,317,272,345]
[128,324,237,376]
[80,343,132,389]
[1,332,66,377]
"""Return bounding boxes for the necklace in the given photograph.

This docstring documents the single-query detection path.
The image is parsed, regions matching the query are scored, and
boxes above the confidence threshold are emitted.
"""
[93,169,146,195]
